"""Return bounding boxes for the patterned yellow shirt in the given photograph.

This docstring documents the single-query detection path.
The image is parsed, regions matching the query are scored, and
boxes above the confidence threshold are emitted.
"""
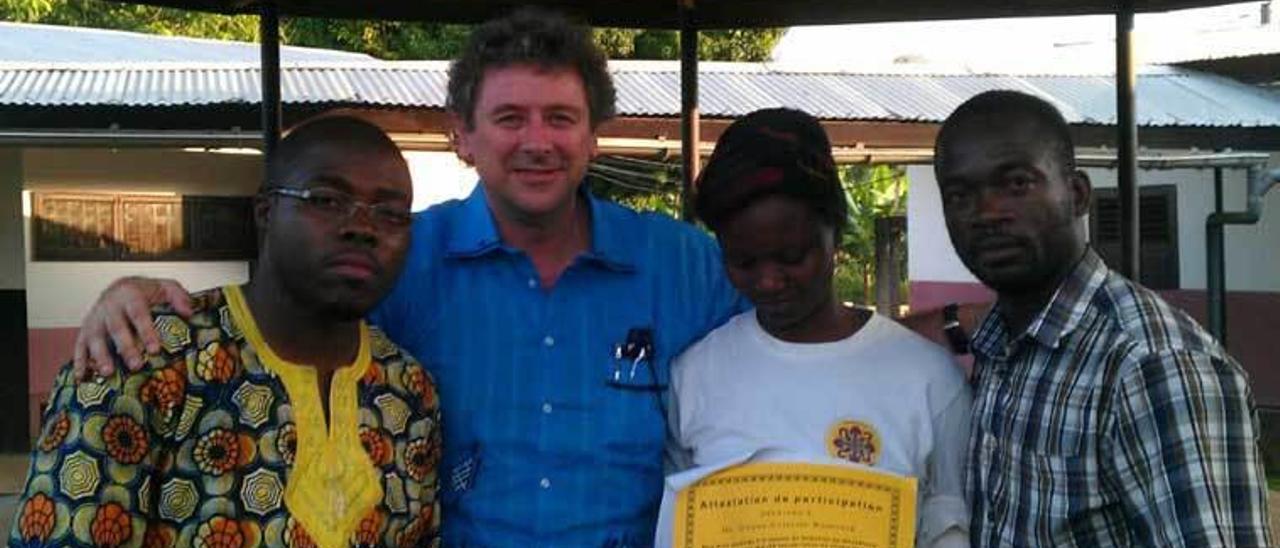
[9,285,441,548]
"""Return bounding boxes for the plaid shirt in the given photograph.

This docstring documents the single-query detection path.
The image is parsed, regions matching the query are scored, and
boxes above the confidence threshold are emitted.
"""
[967,249,1271,547]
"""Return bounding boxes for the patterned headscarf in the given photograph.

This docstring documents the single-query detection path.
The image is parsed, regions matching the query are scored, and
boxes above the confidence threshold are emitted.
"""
[695,108,846,233]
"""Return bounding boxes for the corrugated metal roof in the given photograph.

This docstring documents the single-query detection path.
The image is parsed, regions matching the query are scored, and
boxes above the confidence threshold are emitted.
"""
[3,59,1279,128]
[617,64,1280,127]
[0,62,446,107]
[0,22,374,63]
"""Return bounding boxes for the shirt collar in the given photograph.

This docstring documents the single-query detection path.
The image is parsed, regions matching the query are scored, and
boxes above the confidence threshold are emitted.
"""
[971,247,1109,358]
[444,184,503,258]
[444,182,638,272]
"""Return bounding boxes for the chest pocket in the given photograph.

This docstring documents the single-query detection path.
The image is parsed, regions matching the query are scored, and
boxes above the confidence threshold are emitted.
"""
[977,362,1097,458]
[977,430,1102,545]
[590,281,667,459]
[974,372,1104,540]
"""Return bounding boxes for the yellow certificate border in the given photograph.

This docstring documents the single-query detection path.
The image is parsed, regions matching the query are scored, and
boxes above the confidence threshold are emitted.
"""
[678,462,916,548]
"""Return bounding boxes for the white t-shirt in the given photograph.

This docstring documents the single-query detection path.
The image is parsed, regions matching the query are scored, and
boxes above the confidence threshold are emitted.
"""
[666,309,972,547]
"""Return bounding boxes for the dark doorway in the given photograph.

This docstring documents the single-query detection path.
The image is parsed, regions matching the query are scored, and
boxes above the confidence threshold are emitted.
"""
[0,290,29,451]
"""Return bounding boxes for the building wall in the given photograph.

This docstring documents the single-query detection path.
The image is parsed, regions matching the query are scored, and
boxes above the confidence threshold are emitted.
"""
[404,150,477,210]
[20,148,481,330]
[21,147,260,440]
[22,147,262,325]
[23,148,263,195]
[1084,165,1280,292]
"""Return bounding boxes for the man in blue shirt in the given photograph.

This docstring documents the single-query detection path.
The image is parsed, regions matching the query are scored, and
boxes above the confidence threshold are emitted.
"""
[72,9,743,546]
[368,11,742,544]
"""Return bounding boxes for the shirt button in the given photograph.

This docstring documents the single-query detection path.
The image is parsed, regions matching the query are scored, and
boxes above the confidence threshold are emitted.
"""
[539,477,551,489]
[527,278,537,289]
[542,402,553,414]
[543,335,555,347]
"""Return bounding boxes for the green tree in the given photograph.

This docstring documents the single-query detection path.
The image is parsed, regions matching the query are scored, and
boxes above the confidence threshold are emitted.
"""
[587,155,684,219]
[284,19,470,60]
[593,28,786,61]
[835,165,908,306]
[1,0,785,62]
[1,0,258,40]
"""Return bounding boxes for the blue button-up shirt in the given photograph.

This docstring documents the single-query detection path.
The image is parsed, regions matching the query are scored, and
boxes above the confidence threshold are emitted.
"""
[372,185,744,547]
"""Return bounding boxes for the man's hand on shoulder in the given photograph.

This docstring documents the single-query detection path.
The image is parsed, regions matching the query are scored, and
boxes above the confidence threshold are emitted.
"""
[72,276,193,380]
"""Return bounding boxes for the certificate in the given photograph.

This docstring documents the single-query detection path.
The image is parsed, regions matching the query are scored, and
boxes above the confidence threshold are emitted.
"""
[671,462,916,548]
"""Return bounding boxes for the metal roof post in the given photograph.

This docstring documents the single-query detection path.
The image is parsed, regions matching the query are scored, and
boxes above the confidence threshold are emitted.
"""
[1116,0,1140,279]
[1208,165,1227,341]
[679,0,700,222]
[260,0,281,164]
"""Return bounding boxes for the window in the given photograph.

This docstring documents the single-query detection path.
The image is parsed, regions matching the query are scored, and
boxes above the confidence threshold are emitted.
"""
[1089,185,1180,289]
[33,192,255,261]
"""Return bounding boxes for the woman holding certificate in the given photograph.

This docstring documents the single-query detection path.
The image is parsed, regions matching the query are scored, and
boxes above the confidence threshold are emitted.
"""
[664,108,970,547]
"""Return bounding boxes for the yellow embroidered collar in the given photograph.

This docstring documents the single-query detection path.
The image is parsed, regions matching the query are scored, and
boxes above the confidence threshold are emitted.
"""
[224,284,382,548]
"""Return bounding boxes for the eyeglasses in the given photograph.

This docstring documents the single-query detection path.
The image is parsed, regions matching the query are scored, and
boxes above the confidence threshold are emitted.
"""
[267,187,412,228]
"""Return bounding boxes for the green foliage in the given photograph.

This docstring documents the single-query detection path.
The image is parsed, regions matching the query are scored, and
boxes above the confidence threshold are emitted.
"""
[1,0,258,40]
[836,165,909,306]
[590,27,785,61]
[697,29,785,62]
[633,30,678,59]
[593,28,640,59]
[283,19,471,60]
[1,0,785,62]
[587,156,685,219]
[0,0,53,20]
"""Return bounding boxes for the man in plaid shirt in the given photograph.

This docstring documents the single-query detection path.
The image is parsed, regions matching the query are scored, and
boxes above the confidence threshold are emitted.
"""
[934,90,1271,547]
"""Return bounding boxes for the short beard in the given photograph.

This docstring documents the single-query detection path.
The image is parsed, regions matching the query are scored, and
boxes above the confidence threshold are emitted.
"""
[280,274,378,324]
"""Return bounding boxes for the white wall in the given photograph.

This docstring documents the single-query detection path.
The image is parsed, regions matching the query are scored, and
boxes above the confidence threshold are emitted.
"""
[403,150,477,211]
[908,159,1280,292]
[22,240,249,329]
[907,165,979,284]
[27,149,483,207]
[23,148,262,195]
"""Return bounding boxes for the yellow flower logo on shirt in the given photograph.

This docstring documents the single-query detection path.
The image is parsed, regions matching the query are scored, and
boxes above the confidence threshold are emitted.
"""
[826,419,880,466]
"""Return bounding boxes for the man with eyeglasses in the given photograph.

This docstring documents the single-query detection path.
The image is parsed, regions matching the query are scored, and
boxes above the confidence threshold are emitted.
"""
[266,186,413,227]
[8,116,442,547]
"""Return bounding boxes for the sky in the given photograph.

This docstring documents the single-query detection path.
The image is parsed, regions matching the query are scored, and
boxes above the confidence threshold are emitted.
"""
[771,1,1274,73]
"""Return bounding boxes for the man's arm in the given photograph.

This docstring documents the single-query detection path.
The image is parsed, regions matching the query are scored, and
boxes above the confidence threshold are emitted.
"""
[920,383,972,548]
[1107,349,1272,547]
[9,361,172,546]
[663,361,695,475]
[73,276,192,378]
